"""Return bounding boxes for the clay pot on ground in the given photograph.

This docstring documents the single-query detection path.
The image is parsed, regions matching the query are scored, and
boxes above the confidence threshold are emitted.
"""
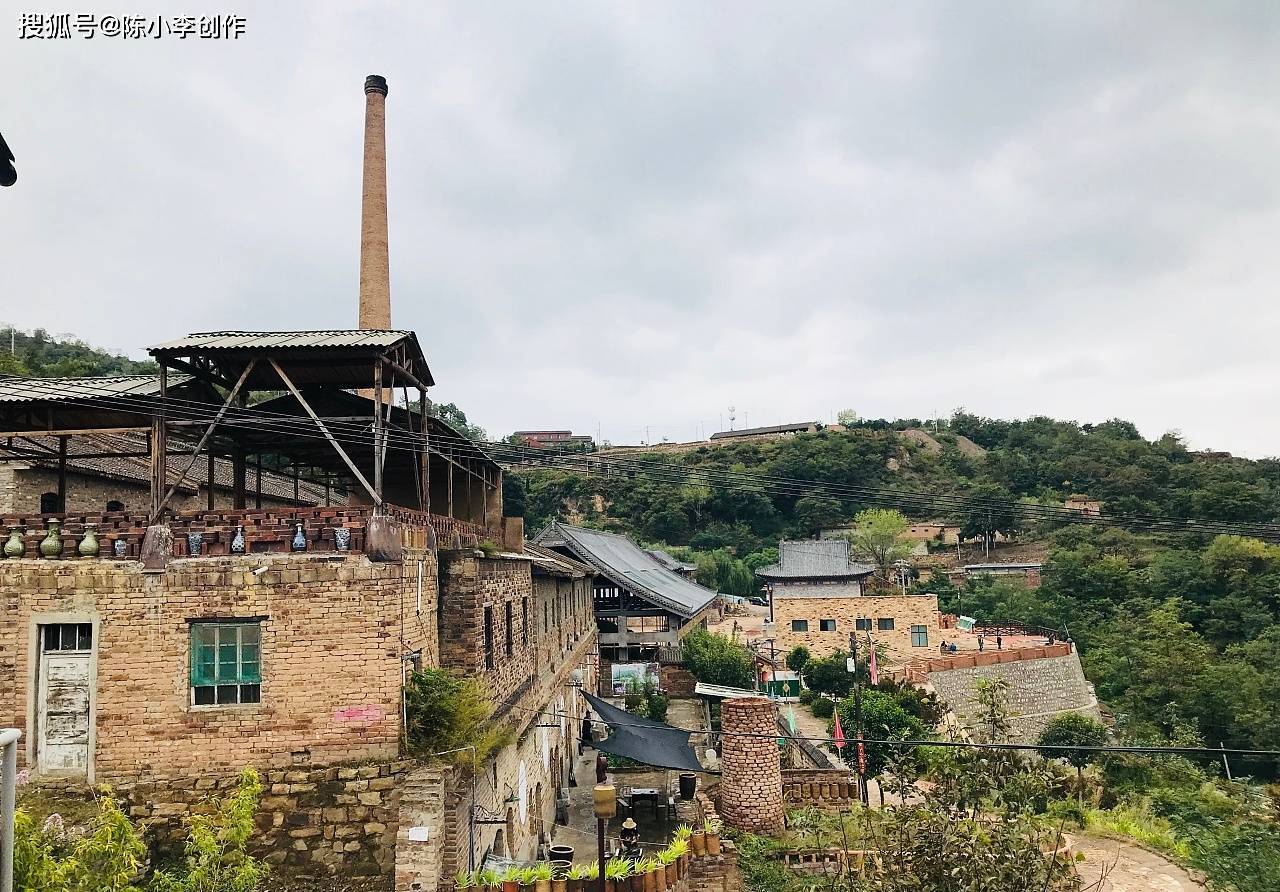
[690,830,706,856]
[551,879,567,892]
[665,862,678,888]
[566,880,581,892]
[705,829,720,857]
[535,878,551,892]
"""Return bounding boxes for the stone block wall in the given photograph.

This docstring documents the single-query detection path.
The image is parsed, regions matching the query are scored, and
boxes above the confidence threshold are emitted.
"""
[1,550,438,780]
[718,698,784,834]
[925,649,1100,743]
[119,759,414,876]
[771,593,939,664]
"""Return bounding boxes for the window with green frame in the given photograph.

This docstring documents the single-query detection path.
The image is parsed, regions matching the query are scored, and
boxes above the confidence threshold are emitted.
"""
[191,621,262,706]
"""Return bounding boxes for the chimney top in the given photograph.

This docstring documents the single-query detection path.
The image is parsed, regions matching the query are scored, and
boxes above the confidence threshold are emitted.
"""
[364,74,388,96]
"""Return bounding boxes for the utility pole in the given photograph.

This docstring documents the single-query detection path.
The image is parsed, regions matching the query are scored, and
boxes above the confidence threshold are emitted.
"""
[848,631,868,806]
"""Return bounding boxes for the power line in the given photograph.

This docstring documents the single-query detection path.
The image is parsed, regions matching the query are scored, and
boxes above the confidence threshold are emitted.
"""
[14,378,1280,541]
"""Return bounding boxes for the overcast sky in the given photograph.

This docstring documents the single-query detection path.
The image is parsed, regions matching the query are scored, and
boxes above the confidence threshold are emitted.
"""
[4,3,1279,455]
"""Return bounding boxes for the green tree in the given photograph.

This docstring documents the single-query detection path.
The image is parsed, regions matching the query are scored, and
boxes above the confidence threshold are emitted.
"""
[960,483,1019,551]
[1036,713,1108,801]
[791,494,845,536]
[845,508,914,577]
[680,629,756,689]
[784,645,810,673]
[802,650,856,698]
[833,690,927,779]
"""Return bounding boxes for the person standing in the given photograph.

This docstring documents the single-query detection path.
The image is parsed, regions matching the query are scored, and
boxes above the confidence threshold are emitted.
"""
[581,711,594,755]
[996,635,1003,651]
[978,636,985,652]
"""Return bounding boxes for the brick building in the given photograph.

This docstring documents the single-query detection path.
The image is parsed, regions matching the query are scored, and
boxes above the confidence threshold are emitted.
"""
[758,540,939,665]
[0,328,597,885]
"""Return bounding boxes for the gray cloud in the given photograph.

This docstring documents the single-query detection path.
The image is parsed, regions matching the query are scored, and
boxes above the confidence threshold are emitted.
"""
[3,2,1279,455]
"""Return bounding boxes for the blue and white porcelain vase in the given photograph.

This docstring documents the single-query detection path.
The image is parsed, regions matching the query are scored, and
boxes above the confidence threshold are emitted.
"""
[186,531,203,556]
[333,527,351,552]
[113,538,128,558]
[291,522,307,552]
[230,524,246,554]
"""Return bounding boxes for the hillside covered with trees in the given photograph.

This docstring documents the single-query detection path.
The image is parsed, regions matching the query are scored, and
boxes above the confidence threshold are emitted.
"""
[0,326,157,377]
[508,417,1280,773]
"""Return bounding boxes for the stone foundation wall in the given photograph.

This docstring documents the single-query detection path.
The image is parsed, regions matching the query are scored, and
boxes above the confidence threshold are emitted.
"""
[118,759,414,877]
[925,650,1100,743]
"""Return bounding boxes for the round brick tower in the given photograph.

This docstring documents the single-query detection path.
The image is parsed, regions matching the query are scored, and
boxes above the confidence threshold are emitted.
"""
[718,697,785,833]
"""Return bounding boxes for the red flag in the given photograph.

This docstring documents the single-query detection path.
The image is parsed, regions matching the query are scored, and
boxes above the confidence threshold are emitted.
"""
[832,708,846,751]
[867,632,879,687]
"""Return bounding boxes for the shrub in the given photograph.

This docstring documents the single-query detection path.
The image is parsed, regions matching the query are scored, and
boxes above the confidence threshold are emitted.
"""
[405,667,515,764]
[647,691,670,723]
[15,787,146,892]
[811,697,834,719]
[798,688,817,705]
[149,768,268,892]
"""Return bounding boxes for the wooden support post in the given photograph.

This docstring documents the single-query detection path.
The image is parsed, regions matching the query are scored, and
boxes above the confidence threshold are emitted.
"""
[293,467,300,504]
[373,366,384,506]
[269,358,381,506]
[255,456,262,510]
[56,435,67,513]
[149,365,169,517]
[447,446,454,518]
[152,361,255,521]
[207,448,215,510]
[420,385,429,514]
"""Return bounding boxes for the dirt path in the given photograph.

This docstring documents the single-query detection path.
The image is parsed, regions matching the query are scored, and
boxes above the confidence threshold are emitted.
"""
[1073,835,1204,892]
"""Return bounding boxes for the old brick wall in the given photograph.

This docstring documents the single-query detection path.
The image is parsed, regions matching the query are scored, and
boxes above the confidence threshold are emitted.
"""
[926,649,1100,743]
[660,662,697,695]
[0,551,439,780]
[771,593,939,665]
[718,698,784,834]
[2,467,314,514]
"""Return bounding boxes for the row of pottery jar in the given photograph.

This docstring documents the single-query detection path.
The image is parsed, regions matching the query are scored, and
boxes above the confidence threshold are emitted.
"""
[3,521,106,558]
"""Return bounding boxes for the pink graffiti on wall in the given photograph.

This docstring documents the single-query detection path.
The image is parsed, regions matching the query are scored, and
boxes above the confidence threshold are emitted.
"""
[333,705,383,723]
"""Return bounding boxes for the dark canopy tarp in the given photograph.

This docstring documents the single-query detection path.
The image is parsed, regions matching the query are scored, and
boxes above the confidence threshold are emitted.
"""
[584,692,707,774]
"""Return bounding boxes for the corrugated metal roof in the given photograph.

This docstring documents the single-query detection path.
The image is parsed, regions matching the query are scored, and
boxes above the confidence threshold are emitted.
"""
[149,330,414,352]
[0,374,189,404]
[533,522,719,619]
[757,539,876,579]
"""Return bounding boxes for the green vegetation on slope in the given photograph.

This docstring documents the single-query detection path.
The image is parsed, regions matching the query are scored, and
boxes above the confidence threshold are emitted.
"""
[0,326,157,377]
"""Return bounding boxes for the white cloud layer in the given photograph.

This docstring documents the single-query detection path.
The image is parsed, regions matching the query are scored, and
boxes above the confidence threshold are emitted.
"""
[3,2,1279,454]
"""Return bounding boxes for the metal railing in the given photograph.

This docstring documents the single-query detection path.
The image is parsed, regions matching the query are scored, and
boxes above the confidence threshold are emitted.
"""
[1,728,20,892]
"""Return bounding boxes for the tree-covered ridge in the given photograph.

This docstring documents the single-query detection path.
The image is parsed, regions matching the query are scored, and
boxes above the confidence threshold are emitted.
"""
[513,412,1280,553]
[0,326,157,378]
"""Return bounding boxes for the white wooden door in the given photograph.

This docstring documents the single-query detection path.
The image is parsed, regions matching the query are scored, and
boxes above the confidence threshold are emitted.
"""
[37,624,92,774]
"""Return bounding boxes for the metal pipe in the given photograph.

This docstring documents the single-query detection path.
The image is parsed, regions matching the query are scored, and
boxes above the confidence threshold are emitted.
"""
[1,728,21,892]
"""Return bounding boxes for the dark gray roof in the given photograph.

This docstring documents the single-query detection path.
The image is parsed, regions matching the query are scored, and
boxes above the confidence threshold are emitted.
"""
[0,374,190,404]
[756,539,876,579]
[533,522,719,619]
[646,548,697,573]
[963,563,1043,572]
[709,421,820,440]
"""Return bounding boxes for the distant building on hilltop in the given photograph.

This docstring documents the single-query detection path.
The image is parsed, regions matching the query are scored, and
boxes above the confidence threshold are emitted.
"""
[708,421,821,441]
[1063,496,1102,517]
[757,539,939,664]
[513,430,594,450]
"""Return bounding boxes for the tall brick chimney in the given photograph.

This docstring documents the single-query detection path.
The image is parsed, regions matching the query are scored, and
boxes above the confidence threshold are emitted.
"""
[358,74,391,331]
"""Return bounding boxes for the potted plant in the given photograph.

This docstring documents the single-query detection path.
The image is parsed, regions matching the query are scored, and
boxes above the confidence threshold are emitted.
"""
[566,863,590,892]
[533,863,553,892]
[518,866,540,892]
[704,818,721,856]
[605,857,630,892]
[657,848,678,888]
[668,838,689,879]
[501,865,521,892]
[690,824,706,857]
[456,869,478,892]
[476,868,502,892]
